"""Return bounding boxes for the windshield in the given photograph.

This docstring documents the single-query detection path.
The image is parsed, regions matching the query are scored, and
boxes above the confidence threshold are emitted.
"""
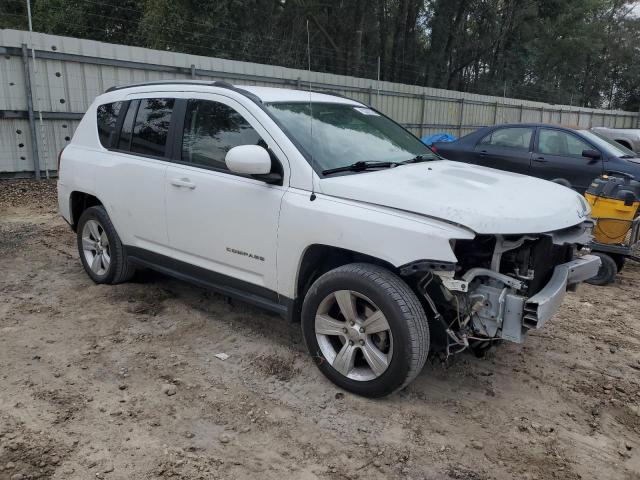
[265,102,436,173]
[581,130,637,158]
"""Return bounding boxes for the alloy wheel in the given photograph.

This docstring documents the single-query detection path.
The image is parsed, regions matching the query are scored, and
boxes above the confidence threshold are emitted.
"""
[81,219,111,276]
[314,290,393,381]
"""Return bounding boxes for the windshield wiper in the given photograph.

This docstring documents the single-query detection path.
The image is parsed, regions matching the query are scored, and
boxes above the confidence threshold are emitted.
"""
[398,154,434,165]
[322,161,396,176]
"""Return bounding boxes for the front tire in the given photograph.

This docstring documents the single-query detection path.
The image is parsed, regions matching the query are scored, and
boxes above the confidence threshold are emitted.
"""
[301,263,429,397]
[77,206,135,284]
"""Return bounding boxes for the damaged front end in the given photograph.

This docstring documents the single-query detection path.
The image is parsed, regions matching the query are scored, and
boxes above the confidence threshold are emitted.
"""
[401,221,601,355]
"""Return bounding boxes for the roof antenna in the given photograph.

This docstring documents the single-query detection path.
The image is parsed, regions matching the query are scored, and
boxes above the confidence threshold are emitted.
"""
[306,19,316,201]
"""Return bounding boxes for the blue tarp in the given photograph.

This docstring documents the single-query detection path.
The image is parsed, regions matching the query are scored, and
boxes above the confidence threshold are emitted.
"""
[421,133,457,146]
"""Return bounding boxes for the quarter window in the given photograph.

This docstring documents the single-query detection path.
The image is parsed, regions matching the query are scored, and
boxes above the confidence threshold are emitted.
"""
[96,101,123,148]
[538,129,592,156]
[181,99,263,170]
[130,98,175,157]
[480,127,533,151]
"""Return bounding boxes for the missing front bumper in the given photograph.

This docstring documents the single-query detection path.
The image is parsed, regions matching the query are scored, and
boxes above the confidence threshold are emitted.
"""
[522,254,601,330]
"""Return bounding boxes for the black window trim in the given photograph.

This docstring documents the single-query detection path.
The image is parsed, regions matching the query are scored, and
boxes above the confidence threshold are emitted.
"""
[100,94,285,184]
[106,97,176,162]
[170,98,284,185]
[113,99,139,153]
[478,126,535,152]
[112,99,130,149]
[130,97,175,160]
[534,126,600,158]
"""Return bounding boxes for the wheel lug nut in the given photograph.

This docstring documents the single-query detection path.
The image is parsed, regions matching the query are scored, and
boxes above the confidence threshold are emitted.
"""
[349,340,354,346]
[359,340,365,346]
[342,328,347,333]
[359,327,365,333]
[349,321,355,326]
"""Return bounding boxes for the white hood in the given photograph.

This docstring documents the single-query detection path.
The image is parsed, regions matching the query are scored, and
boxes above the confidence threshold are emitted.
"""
[319,160,589,234]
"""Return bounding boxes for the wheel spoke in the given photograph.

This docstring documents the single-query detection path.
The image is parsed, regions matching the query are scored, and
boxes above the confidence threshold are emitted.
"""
[91,253,102,272]
[101,252,110,270]
[334,290,357,322]
[315,314,346,337]
[361,340,389,377]
[362,310,390,334]
[333,342,357,377]
[87,221,101,240]
[100,231,109,246]
[82,237,97,251]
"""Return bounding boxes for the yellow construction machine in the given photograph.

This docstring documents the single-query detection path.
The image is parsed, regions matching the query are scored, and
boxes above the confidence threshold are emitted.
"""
[585,174,640,285]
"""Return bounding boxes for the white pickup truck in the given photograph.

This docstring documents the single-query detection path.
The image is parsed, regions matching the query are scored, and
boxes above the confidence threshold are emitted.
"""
[592,127,640,153]
[57,81,600,396]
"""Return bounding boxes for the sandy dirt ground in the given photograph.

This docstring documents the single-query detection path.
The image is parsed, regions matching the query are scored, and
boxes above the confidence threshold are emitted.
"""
[0,179,639,480]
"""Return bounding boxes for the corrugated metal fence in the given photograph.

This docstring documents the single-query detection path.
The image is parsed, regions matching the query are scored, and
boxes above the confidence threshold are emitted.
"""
[1,28,639,177]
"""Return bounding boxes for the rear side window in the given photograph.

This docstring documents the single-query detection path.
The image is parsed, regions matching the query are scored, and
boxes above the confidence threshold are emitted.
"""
[118,100,138,151]
[96,101,123,148]
[181,99,263,170]
[480,127,533,151]
[130,98,175,157]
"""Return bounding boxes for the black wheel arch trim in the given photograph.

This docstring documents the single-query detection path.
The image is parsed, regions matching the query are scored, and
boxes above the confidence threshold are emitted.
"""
[398,259,456,276]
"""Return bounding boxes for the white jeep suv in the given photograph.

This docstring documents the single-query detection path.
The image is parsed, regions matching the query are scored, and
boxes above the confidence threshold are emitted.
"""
[58,81,600,397]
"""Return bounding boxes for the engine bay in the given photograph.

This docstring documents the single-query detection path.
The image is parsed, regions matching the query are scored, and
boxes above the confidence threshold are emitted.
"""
[411,222,594,356]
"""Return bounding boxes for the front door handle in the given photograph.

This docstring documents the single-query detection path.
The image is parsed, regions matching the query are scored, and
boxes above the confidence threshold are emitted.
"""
[533,157,548,163]
[170,178,196,189]
[479,150,488,157]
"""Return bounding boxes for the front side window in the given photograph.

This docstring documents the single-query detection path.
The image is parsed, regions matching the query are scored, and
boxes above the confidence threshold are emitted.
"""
[265,102,434,173]
[96,101,123,148]
[480,127,533,150]
[538,129,591,156]
[130,98,175,157]
[181,99,263,170]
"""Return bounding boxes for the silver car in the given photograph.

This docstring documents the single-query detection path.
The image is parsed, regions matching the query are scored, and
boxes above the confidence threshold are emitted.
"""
[592,127,640,153]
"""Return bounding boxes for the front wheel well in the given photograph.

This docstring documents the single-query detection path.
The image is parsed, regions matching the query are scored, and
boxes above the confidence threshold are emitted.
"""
[70,191,102,231]
[289,245,397,322]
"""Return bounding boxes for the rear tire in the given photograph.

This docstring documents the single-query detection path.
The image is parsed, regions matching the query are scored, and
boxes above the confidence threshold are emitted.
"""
[77,206,135,284]
[301,263,429,397]
[585,252,617,286]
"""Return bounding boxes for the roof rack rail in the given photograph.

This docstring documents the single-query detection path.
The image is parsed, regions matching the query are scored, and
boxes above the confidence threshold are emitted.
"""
[104,80,235,93]
[103,79,264,104]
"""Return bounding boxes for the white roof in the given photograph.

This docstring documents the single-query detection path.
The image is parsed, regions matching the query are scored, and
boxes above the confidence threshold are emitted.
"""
[237,85,363,105]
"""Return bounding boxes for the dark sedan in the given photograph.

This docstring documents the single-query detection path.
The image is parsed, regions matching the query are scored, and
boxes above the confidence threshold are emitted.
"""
[432,123,640,193]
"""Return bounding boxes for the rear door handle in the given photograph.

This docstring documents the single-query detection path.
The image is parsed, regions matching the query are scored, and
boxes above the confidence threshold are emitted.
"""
[170,178,196,189]
[479,150,488,157]
[533,157,548,163]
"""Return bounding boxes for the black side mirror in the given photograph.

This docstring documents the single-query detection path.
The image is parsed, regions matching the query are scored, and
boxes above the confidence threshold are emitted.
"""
[582,149,601,160]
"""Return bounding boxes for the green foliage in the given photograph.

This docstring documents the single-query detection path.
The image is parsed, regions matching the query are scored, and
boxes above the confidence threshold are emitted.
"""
[3,0,639,110]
